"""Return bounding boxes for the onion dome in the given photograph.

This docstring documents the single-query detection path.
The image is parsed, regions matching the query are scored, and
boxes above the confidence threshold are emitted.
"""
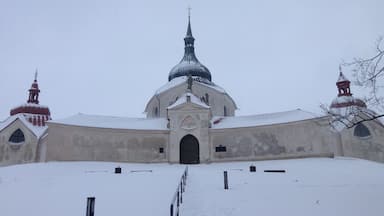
[10,71,51,126]
[168,15,212,82]
[330,69,366,110]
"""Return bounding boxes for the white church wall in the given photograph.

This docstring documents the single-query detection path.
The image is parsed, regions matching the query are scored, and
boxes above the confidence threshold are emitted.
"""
[341,121,384,163]
[210,118,341,162]
[0,120,38,166]
[146,81,236,118]
[46,123,169,163]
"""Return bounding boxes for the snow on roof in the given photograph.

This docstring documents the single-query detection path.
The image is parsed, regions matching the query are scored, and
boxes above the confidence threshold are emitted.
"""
[154,76,226,95]
[331,95,355,104]
[168,92,210,109]
[212,109,322,129]
[155,76,187,94]
[0,114,47,138]
[12,103,49,109]
[49,113,169,130]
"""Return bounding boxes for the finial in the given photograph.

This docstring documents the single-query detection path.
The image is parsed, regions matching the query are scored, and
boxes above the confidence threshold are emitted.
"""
[188,6,191,20]
[34,68,38,81]
[338,64,342,75]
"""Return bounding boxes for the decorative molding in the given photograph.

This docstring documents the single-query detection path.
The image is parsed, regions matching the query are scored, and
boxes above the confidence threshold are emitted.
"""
[180,115,197,130]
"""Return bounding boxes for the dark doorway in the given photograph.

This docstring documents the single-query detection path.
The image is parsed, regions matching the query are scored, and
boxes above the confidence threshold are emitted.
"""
[180,134,200,164]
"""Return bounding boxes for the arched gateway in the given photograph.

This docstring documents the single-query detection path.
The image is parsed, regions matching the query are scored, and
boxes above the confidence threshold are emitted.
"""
[179,134,200,164]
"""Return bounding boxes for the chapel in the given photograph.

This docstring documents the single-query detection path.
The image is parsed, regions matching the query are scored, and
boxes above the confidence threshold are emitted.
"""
[1,17,383,166]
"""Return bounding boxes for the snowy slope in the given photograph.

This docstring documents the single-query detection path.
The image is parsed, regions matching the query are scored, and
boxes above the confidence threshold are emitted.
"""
[0,158,383,216]
[0,162,185,216]
[182,158,384,216]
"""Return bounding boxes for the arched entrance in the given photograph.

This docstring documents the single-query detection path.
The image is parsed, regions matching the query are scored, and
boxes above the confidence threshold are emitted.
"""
[179,134,200,164]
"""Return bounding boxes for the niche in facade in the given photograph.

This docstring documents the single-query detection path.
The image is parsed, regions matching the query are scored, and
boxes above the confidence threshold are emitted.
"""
[215,145,227,152]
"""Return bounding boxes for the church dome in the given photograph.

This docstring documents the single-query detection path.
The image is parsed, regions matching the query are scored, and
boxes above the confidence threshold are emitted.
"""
[168,16,212,82]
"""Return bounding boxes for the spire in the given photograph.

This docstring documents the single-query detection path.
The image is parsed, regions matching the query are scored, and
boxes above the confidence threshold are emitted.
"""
[184,8,195,50]
[186,7,193,38]
[34,68,38,81]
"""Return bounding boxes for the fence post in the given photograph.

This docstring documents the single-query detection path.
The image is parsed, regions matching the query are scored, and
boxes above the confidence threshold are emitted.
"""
[86,197,95,216]
[224,171,229,190]
[180,184,183,203]
[178,191,180,207]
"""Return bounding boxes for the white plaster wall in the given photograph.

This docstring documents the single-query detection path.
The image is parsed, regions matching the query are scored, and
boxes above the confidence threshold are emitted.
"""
[0,120,38,166]
[168,104,211,163]
[46,123,169,163]
[146,81,236,118]
[210,117,341,162]
[341,121,384,163]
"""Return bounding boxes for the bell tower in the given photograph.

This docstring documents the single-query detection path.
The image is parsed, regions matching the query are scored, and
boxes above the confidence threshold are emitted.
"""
[10,70,51,126]
[336,66,352,96]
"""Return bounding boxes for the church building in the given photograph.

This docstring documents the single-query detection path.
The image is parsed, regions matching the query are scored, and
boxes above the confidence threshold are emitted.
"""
[1,17,383,166]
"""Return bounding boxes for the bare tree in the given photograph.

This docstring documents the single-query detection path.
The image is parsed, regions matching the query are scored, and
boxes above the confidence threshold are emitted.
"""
[344,36,384,111]
[322,37,384,130]
[321,103,383,131]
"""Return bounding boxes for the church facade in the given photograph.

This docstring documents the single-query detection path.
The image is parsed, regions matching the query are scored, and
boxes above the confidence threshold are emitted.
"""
[1,18,384,166]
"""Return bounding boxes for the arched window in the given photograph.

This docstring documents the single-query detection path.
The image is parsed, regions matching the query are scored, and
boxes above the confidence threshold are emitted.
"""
[9,129,25,143]
[354,123,371,138]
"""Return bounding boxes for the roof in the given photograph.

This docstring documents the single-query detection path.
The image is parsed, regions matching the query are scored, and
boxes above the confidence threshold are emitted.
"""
[0,114,48,138]
[168,17,211,82]
[211,109,322,129]
[49,113,169,130]
[155,76,226,95]
[167,92,210,109]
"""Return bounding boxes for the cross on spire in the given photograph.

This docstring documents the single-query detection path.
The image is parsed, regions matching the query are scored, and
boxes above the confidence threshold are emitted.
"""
[188,6,191,19]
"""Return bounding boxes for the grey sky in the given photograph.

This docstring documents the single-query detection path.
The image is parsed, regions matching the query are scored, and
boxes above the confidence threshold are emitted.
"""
[1,0,383,119]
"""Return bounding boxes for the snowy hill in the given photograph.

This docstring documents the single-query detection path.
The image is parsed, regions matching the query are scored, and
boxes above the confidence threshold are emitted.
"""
[1,158,384,216]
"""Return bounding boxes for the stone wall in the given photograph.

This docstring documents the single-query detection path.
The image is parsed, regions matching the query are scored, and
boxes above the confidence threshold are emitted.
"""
[0,119,38,166]
[210,117,341,162]
[46,123,169,163]
[341,120,384,163]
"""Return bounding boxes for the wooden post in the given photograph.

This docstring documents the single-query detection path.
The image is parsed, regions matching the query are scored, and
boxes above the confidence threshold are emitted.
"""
[224,171,228,190]
[180,184,183,203]
[86,197,95,216]
[177,191,180,207]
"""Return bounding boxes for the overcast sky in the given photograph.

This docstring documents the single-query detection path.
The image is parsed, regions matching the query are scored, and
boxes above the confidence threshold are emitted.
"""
[1,0,383,119]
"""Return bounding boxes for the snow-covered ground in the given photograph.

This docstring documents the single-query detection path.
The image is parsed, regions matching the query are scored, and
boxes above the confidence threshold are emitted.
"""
[1,157,384,216]
[0,162,185,216]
